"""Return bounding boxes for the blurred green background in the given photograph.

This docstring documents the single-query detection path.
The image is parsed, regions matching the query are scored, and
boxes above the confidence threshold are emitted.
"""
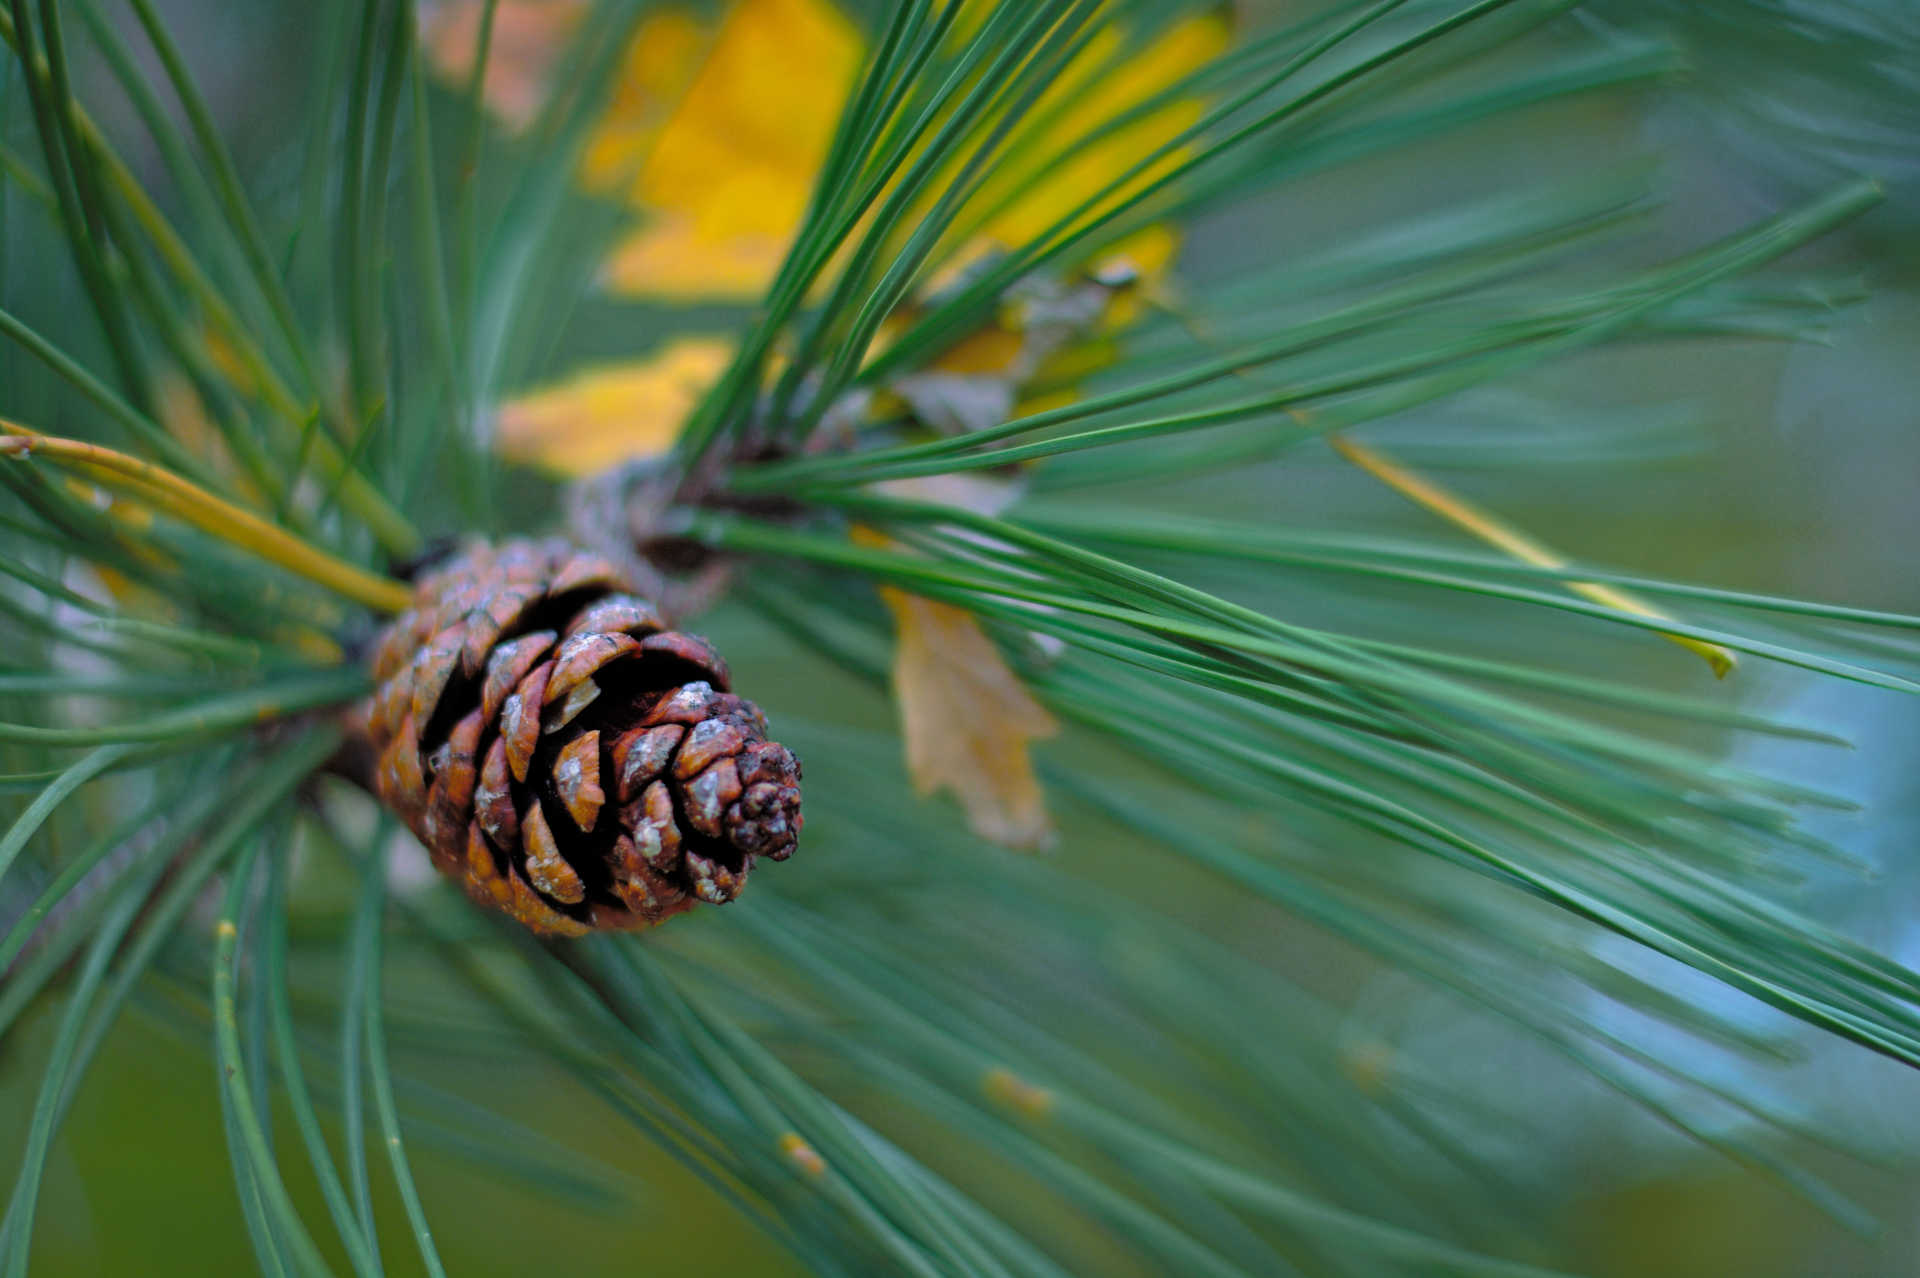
[3,0,1918,1273]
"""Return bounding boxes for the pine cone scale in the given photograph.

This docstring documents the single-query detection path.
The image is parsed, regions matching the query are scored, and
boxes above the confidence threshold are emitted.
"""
[355,538,801,935]
[553,731,605,830]
[479,631,555,721]
[612,724,683,803]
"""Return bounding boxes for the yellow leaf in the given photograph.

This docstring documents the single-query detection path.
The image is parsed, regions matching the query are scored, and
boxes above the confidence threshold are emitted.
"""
[1087,224,1179,329]
[576,7,711,173]
[430,1,1223,306]
[588,0,862,299]
[494,337,735,476]
[855,527,1058,849]
[967,14,1229,264]
[926,325,1030,377]
[877,16,1222,424]
[486,3,1231,476]
[591,1,1218,302]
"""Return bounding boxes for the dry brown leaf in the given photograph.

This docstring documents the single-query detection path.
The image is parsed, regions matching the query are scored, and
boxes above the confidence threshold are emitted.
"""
[884,588,1059,849]
[857,529,1057,850]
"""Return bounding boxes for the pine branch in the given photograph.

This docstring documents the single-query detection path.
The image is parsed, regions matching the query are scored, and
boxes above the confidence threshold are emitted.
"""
[2,1,1917,1274]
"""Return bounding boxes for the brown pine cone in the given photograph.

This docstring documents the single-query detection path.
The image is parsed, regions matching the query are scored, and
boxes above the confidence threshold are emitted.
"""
[356,538,801,936]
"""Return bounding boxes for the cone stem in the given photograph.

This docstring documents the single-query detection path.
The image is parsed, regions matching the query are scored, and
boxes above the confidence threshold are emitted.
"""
[0,425,413,614]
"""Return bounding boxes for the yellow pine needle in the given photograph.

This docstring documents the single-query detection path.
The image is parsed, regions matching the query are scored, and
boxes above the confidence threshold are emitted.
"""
[0,7,419,560]
[1140,289,1735,678]
[1328,435,1736,678]
[983,1066,1056,1119]
[0,424,413,615]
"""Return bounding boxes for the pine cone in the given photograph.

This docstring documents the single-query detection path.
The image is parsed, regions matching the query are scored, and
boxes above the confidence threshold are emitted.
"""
[356,538,801,936]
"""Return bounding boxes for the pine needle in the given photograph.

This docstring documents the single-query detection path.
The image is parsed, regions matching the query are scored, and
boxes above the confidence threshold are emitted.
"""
[1328,433,1739,676]
[0,427,412,613]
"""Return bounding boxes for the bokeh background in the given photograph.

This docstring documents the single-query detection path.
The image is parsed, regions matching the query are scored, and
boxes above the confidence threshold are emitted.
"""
[3,0,1917,1273]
